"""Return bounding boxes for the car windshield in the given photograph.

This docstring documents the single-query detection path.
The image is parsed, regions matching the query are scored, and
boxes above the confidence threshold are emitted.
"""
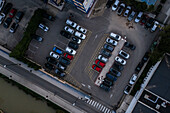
[113,5,117,7]
[121,52,127,57]
[115,35,119,39]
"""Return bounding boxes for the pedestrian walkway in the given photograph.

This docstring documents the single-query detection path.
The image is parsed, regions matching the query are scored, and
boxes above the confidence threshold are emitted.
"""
[86,99,113,113]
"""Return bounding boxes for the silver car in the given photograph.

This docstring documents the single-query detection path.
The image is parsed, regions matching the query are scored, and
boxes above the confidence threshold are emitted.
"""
[127,11,136,22]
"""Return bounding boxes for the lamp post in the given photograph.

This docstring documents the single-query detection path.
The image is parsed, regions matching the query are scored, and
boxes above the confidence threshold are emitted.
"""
[3,63,21,68]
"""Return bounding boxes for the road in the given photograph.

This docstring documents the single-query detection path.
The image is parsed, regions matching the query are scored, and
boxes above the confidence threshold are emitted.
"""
[0,55,100,113]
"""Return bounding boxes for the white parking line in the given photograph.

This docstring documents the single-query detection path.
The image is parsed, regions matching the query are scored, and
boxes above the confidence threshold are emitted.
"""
[100,105,104,111]
[102,106,106,112]
[93,101,97,107]
[91,100,95,105]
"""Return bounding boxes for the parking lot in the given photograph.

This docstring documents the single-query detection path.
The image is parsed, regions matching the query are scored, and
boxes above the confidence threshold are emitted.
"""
[0,0,159,108]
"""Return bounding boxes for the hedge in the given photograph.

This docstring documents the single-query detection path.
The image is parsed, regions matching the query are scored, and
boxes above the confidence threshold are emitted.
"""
[9,8,44,70]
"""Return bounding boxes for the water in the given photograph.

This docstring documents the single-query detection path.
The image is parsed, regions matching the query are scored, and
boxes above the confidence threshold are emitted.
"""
[0,77,56,113]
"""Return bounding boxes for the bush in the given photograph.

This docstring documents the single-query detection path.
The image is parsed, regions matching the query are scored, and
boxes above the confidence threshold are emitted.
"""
[10,8,44,70]
[155,4,162,15]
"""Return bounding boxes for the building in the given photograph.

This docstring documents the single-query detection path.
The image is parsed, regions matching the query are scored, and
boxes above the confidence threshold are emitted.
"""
[65,0,95,13]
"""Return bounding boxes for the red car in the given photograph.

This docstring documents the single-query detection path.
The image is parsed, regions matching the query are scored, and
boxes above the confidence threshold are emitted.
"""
[9,8,17,18]
[92,64,102,72]
[95,59,105,67]
[64,53,73,60]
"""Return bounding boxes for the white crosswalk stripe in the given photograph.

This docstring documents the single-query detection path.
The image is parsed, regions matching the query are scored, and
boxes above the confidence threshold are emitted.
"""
[107,109,110,113]
[95,103,99,108]
[91,100,95,105]
[100,105,104,111]
[102,106,106,112]
[104,108,108,113]
[97,104,101,109]
[93,101,97,107]
[89,100,93,104]
[87,99,90,103]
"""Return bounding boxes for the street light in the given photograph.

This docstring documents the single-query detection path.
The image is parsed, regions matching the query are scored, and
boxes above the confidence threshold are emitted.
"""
[3,63,21,68]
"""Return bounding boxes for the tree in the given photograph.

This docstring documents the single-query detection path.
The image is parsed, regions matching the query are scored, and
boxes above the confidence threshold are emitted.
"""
[147,5,154,12]
[160,25,170,38]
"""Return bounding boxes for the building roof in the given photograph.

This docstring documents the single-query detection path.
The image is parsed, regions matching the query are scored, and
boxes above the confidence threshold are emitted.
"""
[133,102,156,113]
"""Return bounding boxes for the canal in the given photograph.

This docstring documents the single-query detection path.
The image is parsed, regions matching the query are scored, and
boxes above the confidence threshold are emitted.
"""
[0,76,57,113]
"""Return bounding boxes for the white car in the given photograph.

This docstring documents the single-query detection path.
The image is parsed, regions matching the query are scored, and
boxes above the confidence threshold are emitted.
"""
[124,85,132,95]
[0,0,5,12]
[66,19,77,28]
[134,12,143,23]
[119,50,130,59]
[39,23,49,32]
[106,38,118,46]
[64,26,74,34]
[65,47,76,55]
[50,51,60,59]
[98,55,108,63]
[75,31,86,40]
[76,25,87,34]
[151,21,159,32]
[112,0,120,11]
[124,6,131,17]
[115,56,126,65]
[129,74,137,85]
[110,32,121,41]
[0,13,5,24]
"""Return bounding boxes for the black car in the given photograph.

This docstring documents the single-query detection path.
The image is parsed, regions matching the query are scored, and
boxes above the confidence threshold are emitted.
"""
[55,69,65,77]
[43,12,55,21]
[124,42,136,50]
[106,0,113,8]
[104,44,114,52]
[145,18,154,29]
[3,17,12,28]
[46,57,57,65]
[15,11,24,23]
[59,57,70,65]
[135,62,144,72]
[103,78,113,86]
[9,22,19,33]
[100,83,110,91]
[113,63,124,71]
[72,37,81,44]
[3,3,13,15]
[45,63,55,70]
[110,68,121,77]
[68,41,79,50]
[142,52,149,63]
[100,49,111,57]
[31,34,43,42]
[60,30,71,39]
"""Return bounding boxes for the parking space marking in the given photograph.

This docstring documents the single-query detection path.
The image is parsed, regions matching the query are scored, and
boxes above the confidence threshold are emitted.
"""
[66,31,92,74]
[29,43,39,49]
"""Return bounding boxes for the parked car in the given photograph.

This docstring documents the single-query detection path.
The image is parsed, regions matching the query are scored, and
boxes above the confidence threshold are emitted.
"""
[60,30,71,39]
[110,32,121,41]
[71,37,81,44]
[9,8,17,18]
[31,34,43,42]
[129,74,137,85]
[3,3,12,15]
[56,62,66,71]
[3,17,12,28]
[63,53,73,60]
[50,51,60,59]
[134,12,143,23]
[104,44,114,52]
[59,57,70,65]
[76,25,87,34]
[39,23,49,32]
[140,14,148,25]
[142,52,149,63]
[100,49,111,57]
[119,50,130,59]
[55,69,65,77]
[53,46,63,55]
[15,11,24,23]
[151,21,159,32]
[46,57,57,65]
[106,73,117,82]
[124,6,131,17]
[42,12,55,21]
[145,17,154,29]
[117,3,125,16]
[45,63,55,70]
[124,42,136,50]
[115,56,126,65]
[68,41,79,50]
[106,37,118,46]
[113,62,124,71]
[65,47,76,55]
[0,13,5,24]
[75,31,86,40]
[98,54,108,63]
[124,85,132,95]
[100,83,110,91]
[135,62,144,72]
[95,59,105,67]
[109,67,121,77]
[127,11,136,21]
[103,78,113,86]
[0,0,5,11]
[106,0,113,8]
[112,0,120,11]
[92,64,102,72]
[9,22,19,33]
[66,19,77,28]
[64,26,74,34]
